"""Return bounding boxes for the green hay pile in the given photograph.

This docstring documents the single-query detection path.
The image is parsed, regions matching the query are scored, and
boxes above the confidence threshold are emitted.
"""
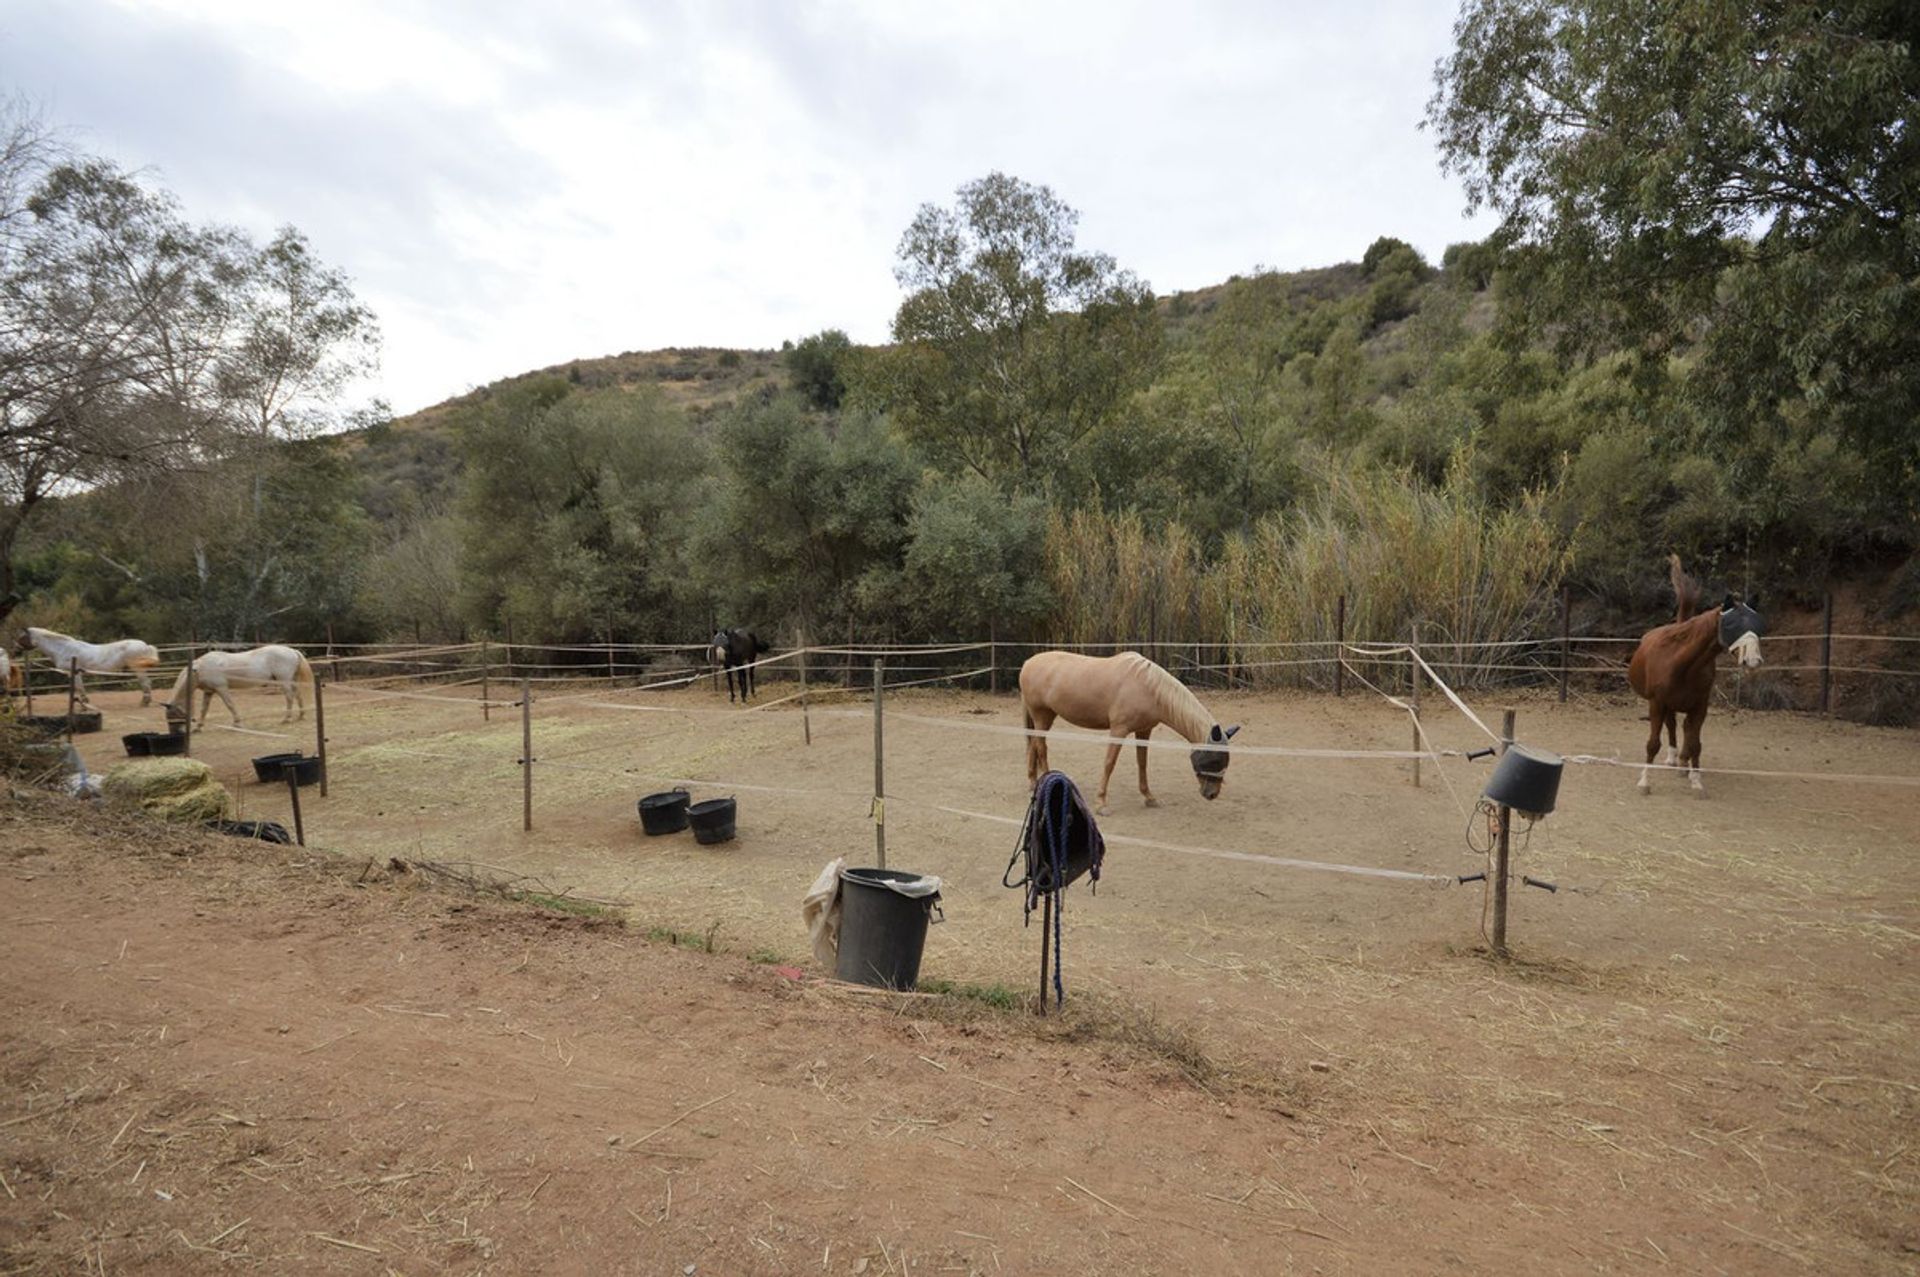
[101,758,233,823]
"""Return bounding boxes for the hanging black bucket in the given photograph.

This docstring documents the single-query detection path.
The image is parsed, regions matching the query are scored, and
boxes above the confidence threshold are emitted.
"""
[123,731,187,758]
[835,868,943,990]
[638,788,691,835]
[1482,744,1564,816]
[252,752,322,786]
[686,797,737,845]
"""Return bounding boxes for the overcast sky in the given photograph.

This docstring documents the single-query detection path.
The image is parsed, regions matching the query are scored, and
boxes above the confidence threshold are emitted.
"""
[1,0,1495,416]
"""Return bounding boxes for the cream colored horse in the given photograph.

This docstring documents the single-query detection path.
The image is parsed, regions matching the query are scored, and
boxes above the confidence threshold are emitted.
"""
[15,627,163,706]
[164,645,314,727]
[1019,650,1241,815]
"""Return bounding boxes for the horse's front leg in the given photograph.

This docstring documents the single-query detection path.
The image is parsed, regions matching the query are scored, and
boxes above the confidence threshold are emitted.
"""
[73,671,92,710]
[1095,736,1125,817]
[1135,729,1156,807]
[1682,709,1707,796]
[1638,702,1663,794]
[137,668,152,708]
[725,665,737,703]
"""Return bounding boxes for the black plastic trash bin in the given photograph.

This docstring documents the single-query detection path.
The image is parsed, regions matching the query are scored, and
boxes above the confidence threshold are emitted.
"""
[834,868,942,990]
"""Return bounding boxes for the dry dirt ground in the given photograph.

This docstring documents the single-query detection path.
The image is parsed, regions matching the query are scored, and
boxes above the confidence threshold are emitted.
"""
[4,676,1918,1274]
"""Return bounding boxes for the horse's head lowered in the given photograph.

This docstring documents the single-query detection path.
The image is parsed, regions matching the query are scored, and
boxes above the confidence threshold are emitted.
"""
[1189,723,1242,800]
[1718,594,1765,669]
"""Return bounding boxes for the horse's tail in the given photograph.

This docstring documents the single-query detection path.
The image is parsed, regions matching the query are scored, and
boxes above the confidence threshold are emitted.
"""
[293,651,316,687]
[1668,553,1699,622]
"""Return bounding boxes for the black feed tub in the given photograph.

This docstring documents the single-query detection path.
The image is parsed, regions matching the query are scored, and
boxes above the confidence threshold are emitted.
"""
[638,788,691,835]
[687,797,737,845]
[123,731,188,758]
[252,752,322,786]
[19,712,102,737]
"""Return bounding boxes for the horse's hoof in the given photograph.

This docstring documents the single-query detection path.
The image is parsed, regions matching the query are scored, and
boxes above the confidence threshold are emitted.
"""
[1143,797,1158,808]
[1637,782,1651,796]
[1095,804,1111,817]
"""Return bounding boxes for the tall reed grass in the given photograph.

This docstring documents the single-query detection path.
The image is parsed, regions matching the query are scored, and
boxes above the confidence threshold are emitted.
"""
[1044,454,1571,689]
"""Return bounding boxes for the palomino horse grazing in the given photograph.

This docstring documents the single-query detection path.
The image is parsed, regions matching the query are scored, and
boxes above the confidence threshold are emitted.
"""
[1019,651,1241,815]
[710,629,771,703]
[15,627,163,707]
[164,645,314,728]
[1627,555,1764,796]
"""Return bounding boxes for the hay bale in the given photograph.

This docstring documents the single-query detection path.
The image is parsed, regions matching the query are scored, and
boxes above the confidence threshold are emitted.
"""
[102,757,233,823]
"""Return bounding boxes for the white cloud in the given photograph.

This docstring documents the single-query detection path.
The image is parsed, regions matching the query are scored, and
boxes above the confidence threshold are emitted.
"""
[1,0,1495,414]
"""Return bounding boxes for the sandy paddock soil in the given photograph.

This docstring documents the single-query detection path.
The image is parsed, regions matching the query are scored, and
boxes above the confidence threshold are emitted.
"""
[3,675,1918,1273]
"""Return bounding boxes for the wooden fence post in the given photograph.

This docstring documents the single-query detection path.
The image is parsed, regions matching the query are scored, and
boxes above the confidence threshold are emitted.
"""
[182,646,194,757]
[284,765,306,846]
[989,617,998,696]
[606,613,616,682]
[520,678,533,833]
[481,638,491,721]
[872,659,886,870]
[1559,585,1571,704]
[66,659,79,745]
[1410,623,1422,789]
[1819,592,1834,715]
[504,617,516,679]
[21,650,32,716]
[314,677,329,798]
[798,642,812,746]
[1492,708,1517,955]
[1334,594,1346,697]
[326,621,343,683]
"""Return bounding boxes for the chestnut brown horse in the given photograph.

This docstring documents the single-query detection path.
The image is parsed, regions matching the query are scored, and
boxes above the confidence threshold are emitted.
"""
[1627,555,1764,795]
[1019,651,1240,815]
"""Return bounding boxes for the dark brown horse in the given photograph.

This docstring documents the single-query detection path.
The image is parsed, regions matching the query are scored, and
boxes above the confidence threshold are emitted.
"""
[1627,555,1764,795]
[709,628,771,702]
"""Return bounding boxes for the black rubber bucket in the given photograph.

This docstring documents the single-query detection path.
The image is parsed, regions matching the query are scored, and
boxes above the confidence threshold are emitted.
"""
[20,712,101,737]
[687,797,737,845]
[123,731,187,758]
[638,788,691,835]
[1483,744,1565,816]
[252,752,322,786]
[834,868,943,990]
[207,819,293,844]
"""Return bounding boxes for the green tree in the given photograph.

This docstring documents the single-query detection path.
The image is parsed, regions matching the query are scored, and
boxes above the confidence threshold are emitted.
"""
[455,381,707,640]
[877,172,1163,480]
[1427,0,1920,511]
[785,329,851,411]
[694,395,918,638]
[902,474,1052,639]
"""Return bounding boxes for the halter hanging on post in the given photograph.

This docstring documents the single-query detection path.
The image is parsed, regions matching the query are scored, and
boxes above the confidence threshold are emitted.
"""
[1004,770,1106,1012]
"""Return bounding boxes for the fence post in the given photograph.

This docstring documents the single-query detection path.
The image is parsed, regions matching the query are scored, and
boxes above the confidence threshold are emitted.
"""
[1819,592,1834,715]
[182,646,195,757]
[520,678,533,833]
[481,638,491,722]
[314,677,329,798]
[1334,594,1346,697]
[1559,585,1571,704]
[284,764,306,846]
[989,617,998,696]
[798,641,812,746]
[504,617,516,679]
[1409,623,1422,789]
[66,659,79,745]
[326,621,343,683]
[21,649,32,716]
[1492,708,1516,955]
[872,658,886,870]
[606,613,616,683]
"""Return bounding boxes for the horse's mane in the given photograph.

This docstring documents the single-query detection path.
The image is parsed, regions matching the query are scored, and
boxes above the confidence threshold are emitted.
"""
[1668,553,1700,623]
[1128,653,1216,743]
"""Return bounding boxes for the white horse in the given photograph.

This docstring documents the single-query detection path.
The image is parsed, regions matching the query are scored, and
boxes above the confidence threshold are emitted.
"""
[15,627,163,707]
[164,645,314,727]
